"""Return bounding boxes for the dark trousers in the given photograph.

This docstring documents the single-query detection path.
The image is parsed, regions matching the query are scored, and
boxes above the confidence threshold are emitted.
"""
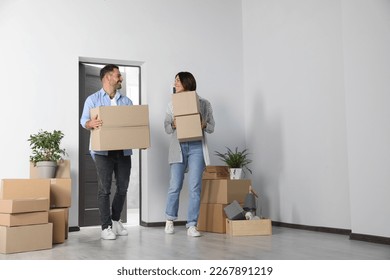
[93,151,131,230]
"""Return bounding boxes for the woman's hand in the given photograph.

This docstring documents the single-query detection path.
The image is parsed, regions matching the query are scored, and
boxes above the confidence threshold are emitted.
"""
[172,118,177,129]
[201,119,207,129]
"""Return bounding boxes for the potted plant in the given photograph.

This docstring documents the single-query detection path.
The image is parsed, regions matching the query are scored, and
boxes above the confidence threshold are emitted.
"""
[28,129,67,178]
[214,147,252,179]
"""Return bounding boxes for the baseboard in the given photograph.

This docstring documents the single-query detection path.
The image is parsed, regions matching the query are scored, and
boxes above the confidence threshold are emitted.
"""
[69,226,80,232]
[349,233,390,245]
[140,220,186,227]
[272,221,351,235]
[273,221,390,245]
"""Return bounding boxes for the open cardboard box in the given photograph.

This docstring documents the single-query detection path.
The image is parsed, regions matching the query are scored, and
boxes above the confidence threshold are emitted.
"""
[226,218,272,236]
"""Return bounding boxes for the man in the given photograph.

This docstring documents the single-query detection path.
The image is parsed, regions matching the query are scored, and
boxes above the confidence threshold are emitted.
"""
[80,64,132,240]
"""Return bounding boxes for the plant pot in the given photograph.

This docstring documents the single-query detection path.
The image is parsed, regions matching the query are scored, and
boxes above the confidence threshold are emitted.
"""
[36,161,57,178]
[229,168,243,180]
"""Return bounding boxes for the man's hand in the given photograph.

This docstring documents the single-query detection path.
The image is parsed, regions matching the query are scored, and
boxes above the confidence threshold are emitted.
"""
[87,114,103,129]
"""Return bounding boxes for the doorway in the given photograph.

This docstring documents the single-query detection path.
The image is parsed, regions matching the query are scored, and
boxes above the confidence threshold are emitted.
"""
[78,61,141,227]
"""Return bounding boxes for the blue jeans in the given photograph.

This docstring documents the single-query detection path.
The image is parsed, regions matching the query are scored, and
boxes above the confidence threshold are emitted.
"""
[165,141,205,228]
[93,150,131,230]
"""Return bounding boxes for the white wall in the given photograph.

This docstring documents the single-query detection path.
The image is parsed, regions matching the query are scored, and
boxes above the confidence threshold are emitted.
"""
[242,0,390,238]
[0,0,245,226]
[341,0,390,237]
[242,0,350,229]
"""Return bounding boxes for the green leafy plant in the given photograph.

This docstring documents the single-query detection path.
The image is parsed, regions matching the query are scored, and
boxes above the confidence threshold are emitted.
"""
[28,130,67,165]
[214,147,252,174]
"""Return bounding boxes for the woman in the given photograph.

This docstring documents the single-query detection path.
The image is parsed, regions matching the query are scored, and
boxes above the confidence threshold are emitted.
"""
[164,72,215,237]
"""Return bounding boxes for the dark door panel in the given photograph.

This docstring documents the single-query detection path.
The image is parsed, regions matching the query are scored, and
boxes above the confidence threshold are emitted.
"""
[83,209,101,227]
[79,63,127,226]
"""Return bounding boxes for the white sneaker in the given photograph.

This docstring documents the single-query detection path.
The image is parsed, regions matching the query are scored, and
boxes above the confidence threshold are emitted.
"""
[101,226,116,240]
[187,226,201,237]
[112,220,128,236]
[165,220,174,234]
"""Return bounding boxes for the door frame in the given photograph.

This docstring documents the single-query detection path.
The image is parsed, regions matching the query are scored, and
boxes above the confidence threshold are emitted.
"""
[78,57,144,227]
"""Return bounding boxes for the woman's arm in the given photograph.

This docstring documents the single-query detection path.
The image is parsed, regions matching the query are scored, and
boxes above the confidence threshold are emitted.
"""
[164,103,175,134]
[201,99,215,134]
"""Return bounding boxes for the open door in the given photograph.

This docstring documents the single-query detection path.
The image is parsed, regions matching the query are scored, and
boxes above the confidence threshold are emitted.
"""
[78,63,128,226]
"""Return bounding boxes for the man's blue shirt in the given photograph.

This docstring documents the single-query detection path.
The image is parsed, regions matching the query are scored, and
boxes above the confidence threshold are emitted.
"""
[80,88,133,157]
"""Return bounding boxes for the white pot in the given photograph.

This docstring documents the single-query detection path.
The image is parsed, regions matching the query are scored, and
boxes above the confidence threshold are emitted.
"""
[229,168,243,180]
[36,161,57,178]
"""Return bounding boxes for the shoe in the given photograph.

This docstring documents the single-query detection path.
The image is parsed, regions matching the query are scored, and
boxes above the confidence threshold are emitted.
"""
[112,220,128,236]
[187,226,201,237]
[165,220,174,234]
[101,226,116,240]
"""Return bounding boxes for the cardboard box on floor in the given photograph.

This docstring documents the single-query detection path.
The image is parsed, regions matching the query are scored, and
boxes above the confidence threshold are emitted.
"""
[49,209,66,244]
[2,177,71,210]
[201,179,251,204]
[0,211,48,227]
[202,166,229,180]
[64,207,69,239]
[175,114,203,142]
[226,218,272,236]
[0,198,49,213]
[172,91,199,116]
[31,161,72,208]
[90,105,150,151]
[0,179,51,208]
[198,203,228,233]
[0,223,53,254]
[49,179,71,208]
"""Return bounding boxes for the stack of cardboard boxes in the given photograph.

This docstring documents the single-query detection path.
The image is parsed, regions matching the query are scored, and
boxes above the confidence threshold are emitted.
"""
[31,160,72,244]
[0,160,72,254]
[172,91,203,142]
[198,166,251,233]
[0,105,150,254]
[0,179,52,254]
[199,166,272,236]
